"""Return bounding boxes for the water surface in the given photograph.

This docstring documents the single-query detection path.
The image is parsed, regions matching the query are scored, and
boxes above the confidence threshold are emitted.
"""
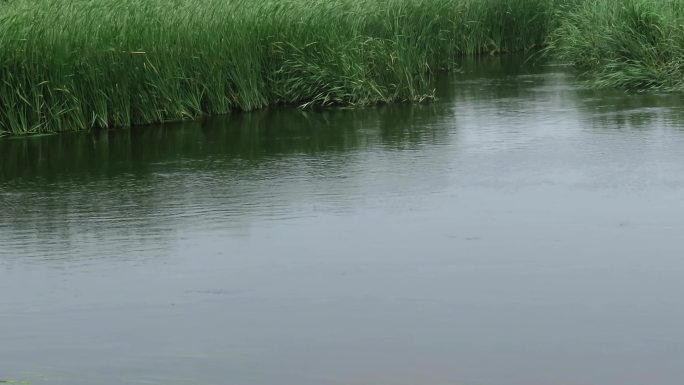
[2,58,684,385]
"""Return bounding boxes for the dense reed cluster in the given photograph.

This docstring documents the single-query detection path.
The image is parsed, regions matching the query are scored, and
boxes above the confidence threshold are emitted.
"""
[0,0,682,136]
[547,0,684,91]
[0,0,557,135]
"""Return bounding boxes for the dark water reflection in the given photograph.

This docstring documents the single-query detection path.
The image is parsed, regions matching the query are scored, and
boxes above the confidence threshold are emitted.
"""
[1,101,453,262]
[2,57,684,385]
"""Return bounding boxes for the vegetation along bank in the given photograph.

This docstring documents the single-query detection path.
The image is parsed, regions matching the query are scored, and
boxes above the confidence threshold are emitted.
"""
[0,0,682,136]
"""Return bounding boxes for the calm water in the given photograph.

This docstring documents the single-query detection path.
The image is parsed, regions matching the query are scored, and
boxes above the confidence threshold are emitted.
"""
[2,58,684,385]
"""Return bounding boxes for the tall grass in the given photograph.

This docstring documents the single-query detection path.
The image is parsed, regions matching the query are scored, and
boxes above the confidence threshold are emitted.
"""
[0,0,559,136]
[547,0,684,90]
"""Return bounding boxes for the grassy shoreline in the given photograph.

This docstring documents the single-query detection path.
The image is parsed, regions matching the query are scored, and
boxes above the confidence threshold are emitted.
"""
[0,0,559,136]
[547,0,684,91]
[0,0,682,136]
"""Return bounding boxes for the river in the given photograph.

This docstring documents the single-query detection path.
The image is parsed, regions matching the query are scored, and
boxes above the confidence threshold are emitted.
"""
[2,57,684,385]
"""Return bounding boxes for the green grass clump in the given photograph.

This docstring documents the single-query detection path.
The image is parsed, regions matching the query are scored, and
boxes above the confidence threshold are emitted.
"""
[547,0,684,90]
[0,0,559,136]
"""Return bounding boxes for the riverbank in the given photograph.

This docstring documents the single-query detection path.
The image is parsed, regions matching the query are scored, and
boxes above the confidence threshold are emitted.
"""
[0,0,682,136]
[547,0,684,91]
[0,0,558,136]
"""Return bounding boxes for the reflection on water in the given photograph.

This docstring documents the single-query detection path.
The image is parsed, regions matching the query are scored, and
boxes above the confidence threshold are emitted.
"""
[1,101,454,262]
[2,57,684,385]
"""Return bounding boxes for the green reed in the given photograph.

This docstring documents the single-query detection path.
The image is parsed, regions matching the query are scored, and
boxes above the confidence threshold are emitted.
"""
[547,0,684,91]
[0,0,558,136]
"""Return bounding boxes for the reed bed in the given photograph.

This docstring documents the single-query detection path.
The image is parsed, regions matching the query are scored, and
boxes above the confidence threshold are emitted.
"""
[547,0,684,91]
[2,0,682,137]
[0,0,558,136]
